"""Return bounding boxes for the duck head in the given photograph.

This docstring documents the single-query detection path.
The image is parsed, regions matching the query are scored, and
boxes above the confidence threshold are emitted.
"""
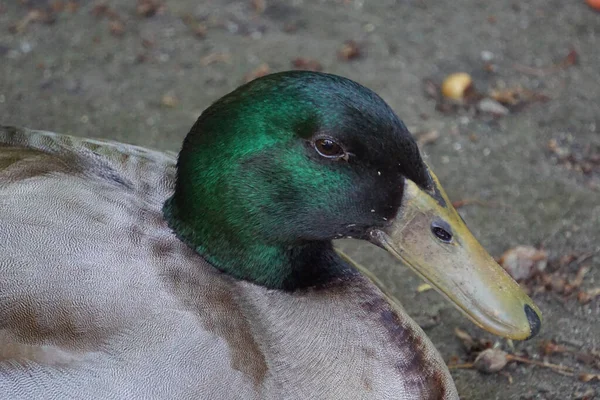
[164,71,541,340]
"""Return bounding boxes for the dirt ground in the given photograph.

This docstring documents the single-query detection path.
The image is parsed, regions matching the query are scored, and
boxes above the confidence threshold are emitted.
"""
[1,1,599,399]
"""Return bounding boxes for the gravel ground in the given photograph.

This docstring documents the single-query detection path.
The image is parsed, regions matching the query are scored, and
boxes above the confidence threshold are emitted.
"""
[1,1,599,399]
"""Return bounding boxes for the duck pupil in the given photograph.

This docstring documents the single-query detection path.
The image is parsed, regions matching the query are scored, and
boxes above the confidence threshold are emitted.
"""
[432,226,452,242]
[316,139,342,157]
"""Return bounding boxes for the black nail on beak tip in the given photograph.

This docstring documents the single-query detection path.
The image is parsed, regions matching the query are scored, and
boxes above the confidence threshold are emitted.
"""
[524,304,541,340]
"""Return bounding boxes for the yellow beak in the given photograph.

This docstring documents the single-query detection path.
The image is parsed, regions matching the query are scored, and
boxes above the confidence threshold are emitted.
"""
[369,169,542,340]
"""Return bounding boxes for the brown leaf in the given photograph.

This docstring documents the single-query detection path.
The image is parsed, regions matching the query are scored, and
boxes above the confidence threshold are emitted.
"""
[574,388,596,400]
[251,0,266,14]
[200,52,232,66]
[92,3,109,17]
[338,40,361,61]
[415,130,440,146]
[141,38,155,49]
[540,340,569,356]
[483,62,497,73]
[9,9,51,33]
[575,351,599,366]
[65,1,79,12]
[181,14,207,38]
[136,0,164,18]
[578,288,600,304]
[50,0,65,13]
[569,265,590,289]
[244,64,270,83]
[513,49,580,77]
[564,49,579,67]
[546,275,567,293]
[193,23,207,38]
[498,246,548,281]
[558,253,578,267]
[109,20,125,36]
[283,22,299,33]
[92,3,120,20]
[291,58,323,72]
[579,373,600,383]
[489,86,524,106]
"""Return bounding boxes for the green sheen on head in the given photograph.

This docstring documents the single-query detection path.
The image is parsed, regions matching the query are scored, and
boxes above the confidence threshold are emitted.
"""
[164,71,430,289]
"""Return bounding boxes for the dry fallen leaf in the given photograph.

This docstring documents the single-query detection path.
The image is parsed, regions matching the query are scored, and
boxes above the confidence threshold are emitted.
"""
[136,0,164,18]
[200,52,232,66]
[9,9,51,33]
[574,388,596,400]
[540,340,569,356]
[338,40,361,61]
[415,130,440,146]
[291,58,323,72]
[92,3,120,20]
[569,265,590,289]
[488,85,551,112]
[498,246,548,281]
[579,373,600,383]
[160,93,178,108]
[513,49,579,77]
[578,287,600,304]
[489,87,523,106]
[65,1,79,12]
[109,20,125,36]
[50,0,65,12]
[181,14,207,38]
[244,64,270,83]
[251,0,267,14]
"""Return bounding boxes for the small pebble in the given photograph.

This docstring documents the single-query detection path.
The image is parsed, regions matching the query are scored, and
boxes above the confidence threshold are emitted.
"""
[473,349,508,373]
[477,98,510,116]
[480,50,494,61]
[20,42,32,54]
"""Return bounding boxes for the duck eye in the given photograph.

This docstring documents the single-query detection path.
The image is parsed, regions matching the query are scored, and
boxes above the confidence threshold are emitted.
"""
[431,223,453,243]
[314,138,344,158]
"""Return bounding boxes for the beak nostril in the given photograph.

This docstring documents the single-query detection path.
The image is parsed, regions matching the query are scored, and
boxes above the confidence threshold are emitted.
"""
[524,304,541,340]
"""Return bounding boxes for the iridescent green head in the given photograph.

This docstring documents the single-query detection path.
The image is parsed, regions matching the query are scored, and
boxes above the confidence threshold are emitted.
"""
[165,71,541,340]
[165,72,429,287]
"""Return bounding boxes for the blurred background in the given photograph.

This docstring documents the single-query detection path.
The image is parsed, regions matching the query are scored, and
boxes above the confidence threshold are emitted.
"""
[1,1,599,399]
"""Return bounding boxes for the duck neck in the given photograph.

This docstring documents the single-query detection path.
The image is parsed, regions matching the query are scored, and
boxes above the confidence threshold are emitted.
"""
[164,196,354,290]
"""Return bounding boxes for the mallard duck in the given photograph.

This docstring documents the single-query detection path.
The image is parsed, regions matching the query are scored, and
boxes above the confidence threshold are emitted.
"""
[0,71,540,399]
